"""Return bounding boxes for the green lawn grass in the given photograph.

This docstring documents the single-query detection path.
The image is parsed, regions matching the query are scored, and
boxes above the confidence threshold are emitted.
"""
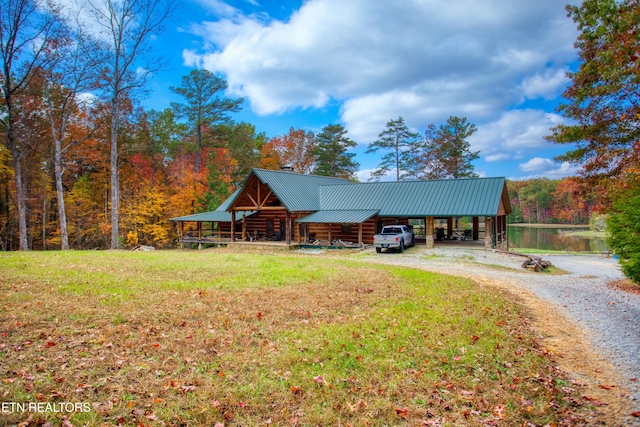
[0,250,603,425]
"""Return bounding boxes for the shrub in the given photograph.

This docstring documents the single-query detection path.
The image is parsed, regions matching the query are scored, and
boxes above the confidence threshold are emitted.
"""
[607,183,640,283]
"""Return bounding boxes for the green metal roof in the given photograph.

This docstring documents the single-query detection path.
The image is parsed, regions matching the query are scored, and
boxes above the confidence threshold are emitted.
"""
[317,178,510,217]
[228,168,350,212]
[296,210,379,224]
[170,190,253,222]
[170,210,256,222]
[171,171,511,224]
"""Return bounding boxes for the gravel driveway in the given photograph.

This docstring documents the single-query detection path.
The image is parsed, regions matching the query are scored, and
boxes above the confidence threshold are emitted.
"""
[357,246,640,420]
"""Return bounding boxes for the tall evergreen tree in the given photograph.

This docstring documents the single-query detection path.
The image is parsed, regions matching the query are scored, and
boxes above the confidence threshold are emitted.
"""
[210,122,266,185]
[366,116,420,181]
[313,124,359,180]
[170,69,243,174]
[421,116,479,179]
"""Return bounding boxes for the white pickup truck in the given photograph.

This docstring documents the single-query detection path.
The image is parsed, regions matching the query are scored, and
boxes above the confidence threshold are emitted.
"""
[373,225,415,253]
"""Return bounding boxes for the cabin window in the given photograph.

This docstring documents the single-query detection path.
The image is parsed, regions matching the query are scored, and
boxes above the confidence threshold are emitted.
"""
[342,224,351,234]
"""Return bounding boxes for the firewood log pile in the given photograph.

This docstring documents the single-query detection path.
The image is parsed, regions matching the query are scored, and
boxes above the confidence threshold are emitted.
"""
[521,255,551,272]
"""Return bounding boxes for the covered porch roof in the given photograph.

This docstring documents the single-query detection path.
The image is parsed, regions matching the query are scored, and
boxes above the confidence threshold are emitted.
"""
[296,209,379,224]
[170,210,256,223]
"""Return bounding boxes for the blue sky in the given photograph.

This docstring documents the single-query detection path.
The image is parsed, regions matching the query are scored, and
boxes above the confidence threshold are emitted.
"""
[141,0,582,181]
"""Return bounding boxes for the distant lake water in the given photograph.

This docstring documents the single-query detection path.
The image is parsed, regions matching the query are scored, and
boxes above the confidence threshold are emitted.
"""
[507,226,610,252]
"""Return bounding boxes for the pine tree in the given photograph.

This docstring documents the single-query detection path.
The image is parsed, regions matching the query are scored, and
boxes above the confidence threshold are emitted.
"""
[421,116,479,179]
[313,124,359,180]
[366,117,420,181]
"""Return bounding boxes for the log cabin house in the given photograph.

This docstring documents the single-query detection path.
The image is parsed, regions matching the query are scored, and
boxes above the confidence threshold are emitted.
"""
[171,168,511,250]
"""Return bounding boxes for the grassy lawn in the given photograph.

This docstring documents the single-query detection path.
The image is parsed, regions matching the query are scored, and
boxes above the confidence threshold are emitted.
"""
[0,250,601,426]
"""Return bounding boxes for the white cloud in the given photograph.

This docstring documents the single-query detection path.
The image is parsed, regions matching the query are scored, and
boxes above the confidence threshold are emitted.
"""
[193,0,239,18]
[469,109,566,162]
[517,158,580,179]
[520,157,555,172]
[356,168,397,182]
[183,0,578,144]
[521,68,570,100]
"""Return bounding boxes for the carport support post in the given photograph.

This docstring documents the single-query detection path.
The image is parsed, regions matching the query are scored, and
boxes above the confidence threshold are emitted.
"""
[472,217,479,240]
[425,216,434,248]
[484,217,493,249]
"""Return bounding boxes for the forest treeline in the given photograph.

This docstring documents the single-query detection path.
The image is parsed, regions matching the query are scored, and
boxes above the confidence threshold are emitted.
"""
[507,178,593,225]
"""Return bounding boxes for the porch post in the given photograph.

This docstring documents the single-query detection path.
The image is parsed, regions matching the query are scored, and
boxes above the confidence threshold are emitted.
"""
[328,223,332,245]
[425,216,434,248]
[242,213,247,241]
[286,211,291,245]
[358,223,363,247]
[197,221,202,250]
[179,222,184,250]
[447,217,453,239]
[231,211,236,242]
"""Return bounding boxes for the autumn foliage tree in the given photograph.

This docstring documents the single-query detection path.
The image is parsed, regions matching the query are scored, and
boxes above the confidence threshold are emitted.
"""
[548,0,640,200]
[0,0,64,250]
[264,127,317,174]
[548,0,640,281]
[87,0,175,249]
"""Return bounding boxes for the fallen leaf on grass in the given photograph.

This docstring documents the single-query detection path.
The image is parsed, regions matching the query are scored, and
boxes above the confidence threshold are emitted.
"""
[631,411,640,418]
[346,400,367,412]
[395,407,409,419]
[599,384,616,390]
[181,385,196,393]
[582,395,606,407]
